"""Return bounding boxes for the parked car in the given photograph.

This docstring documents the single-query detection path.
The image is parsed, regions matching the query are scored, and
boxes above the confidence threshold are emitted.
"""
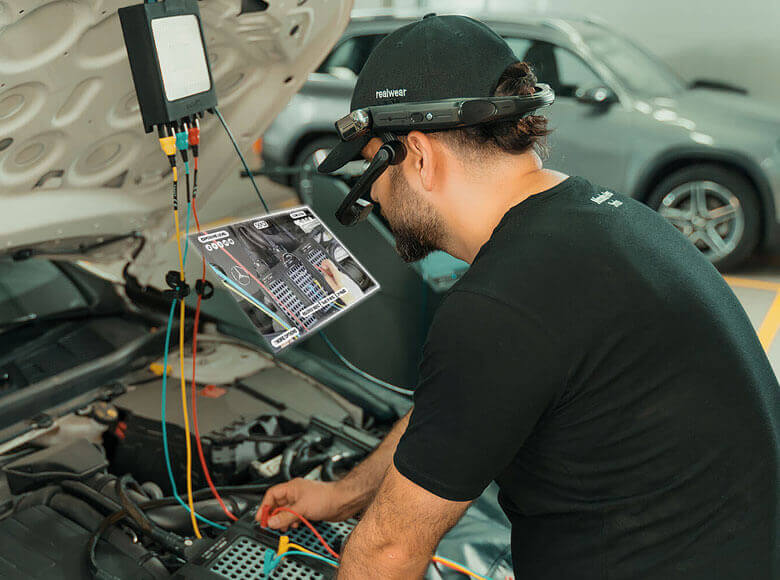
[0,1,511,578]
[263,11,780,270]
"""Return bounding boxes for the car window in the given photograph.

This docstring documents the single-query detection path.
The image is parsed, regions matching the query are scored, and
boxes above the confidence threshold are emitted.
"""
[554,48,601,96]
[507,38,603,98]
[0,260,87,325]
[317,34,387,78]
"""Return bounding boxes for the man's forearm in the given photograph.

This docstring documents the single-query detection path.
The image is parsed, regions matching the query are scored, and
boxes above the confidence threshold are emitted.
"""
[333,410,411,517]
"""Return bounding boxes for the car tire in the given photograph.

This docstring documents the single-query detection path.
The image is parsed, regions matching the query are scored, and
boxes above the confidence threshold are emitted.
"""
[291,135,340,191]
[646,164,760,271]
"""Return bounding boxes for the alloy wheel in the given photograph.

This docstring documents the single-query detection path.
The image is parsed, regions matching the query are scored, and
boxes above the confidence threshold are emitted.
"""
[658,180,744,262]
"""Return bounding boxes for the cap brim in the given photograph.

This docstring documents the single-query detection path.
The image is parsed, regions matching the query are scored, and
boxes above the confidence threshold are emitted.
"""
[317,134,371,174]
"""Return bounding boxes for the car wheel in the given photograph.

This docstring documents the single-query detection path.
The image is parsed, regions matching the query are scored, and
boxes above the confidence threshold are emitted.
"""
[291,135,340,191]
[646,164,760,271]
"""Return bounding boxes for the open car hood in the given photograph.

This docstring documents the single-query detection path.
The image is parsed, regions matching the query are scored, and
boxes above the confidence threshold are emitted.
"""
[0,0,352,285]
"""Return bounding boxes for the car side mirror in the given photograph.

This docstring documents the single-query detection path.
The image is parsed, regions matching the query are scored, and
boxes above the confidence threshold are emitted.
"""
[576,86,618,107]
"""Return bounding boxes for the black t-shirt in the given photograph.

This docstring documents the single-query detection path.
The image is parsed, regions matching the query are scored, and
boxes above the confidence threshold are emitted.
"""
[394,177,780,579]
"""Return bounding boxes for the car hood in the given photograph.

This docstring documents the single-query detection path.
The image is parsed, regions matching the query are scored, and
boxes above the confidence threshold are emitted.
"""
[643,88,780,145]
[0,0,352,287]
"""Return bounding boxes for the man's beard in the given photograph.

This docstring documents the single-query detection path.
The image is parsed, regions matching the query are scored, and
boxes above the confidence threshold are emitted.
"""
[383,168,446,263]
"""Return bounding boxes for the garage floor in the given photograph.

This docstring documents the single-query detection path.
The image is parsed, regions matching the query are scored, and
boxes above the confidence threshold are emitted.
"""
[726,256,780,374]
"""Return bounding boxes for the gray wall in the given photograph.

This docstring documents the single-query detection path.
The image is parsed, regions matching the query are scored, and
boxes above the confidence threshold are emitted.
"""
[354,0,780,102]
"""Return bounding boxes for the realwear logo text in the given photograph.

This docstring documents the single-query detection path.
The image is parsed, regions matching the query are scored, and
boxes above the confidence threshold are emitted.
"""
[376,88,407,99]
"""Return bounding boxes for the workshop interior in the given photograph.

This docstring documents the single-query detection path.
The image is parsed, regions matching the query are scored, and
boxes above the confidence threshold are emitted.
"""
[0,0,779,578]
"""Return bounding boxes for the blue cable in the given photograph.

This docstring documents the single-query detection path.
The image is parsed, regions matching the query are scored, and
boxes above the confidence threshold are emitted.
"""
[319,332,415,396]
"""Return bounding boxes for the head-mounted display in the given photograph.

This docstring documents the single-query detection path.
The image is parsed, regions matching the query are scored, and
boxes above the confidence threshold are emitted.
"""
[325,84,555,226]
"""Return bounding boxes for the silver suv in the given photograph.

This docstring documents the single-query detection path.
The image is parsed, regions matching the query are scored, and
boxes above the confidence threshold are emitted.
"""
[263,11,780,270]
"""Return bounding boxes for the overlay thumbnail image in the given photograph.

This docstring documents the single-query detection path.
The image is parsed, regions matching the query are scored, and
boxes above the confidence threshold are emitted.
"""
[190,206,380,351]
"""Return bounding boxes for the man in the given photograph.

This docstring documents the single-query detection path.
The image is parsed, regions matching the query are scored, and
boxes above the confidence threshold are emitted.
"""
[258,14,780,579]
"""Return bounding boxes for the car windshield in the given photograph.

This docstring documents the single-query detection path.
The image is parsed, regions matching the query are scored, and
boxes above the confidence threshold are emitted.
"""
[577,24,686,97]
[0,260,89,329]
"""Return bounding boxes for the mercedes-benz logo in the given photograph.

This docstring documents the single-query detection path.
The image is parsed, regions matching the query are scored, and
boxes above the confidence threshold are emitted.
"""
[231,265,250,286]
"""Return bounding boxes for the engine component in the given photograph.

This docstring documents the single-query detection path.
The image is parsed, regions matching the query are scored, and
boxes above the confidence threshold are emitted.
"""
[0,503,168,579]
[2,438,108,494]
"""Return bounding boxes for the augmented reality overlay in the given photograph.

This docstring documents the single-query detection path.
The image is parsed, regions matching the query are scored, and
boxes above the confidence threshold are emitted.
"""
[190,207,379,351]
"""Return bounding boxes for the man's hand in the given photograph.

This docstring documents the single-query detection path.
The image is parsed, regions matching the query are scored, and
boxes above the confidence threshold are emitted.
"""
[255,412,411,535]
[256,478,358,532]
[337,465,471,579]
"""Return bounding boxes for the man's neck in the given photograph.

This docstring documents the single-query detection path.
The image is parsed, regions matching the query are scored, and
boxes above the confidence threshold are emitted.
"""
[440,152,569,264]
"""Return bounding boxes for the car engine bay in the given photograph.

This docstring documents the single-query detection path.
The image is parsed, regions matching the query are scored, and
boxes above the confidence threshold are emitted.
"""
[0,288,513,579]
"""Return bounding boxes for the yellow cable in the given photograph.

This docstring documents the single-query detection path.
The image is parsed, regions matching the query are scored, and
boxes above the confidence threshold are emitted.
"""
[287,543,324,558]
[179,299,200,538]
[173,205,201,539]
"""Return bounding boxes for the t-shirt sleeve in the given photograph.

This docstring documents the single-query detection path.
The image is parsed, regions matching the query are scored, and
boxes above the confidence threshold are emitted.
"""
[393,289,567,501]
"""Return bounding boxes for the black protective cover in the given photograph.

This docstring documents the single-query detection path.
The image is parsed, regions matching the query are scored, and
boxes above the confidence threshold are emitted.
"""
[0,504,159,580]
[3,439,108,494]
[118,0,217,133]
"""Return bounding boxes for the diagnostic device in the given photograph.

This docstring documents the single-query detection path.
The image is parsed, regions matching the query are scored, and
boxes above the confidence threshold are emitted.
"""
[118,0,217,133]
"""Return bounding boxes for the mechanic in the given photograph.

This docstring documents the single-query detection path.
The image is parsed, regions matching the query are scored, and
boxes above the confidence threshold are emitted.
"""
[258,14,780,579]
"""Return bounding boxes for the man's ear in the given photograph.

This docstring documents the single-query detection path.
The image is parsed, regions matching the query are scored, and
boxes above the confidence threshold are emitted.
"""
[404,131,437,192]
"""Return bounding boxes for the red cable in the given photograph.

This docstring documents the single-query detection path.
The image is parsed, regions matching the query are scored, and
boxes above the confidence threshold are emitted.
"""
[191,196,238,522]
[270,506,340,560]
[217,245,310,331]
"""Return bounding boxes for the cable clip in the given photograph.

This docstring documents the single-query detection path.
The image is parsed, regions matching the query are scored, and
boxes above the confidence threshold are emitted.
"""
[195,279,214,300]
[163,270,190,300]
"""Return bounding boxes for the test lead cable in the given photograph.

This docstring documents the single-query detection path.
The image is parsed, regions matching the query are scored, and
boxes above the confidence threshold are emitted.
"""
[157,122,224,533]
[188,122,240,523]
[172,120,201,538]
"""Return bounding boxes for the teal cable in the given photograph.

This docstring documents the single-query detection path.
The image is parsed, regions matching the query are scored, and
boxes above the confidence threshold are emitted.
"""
[319,332,415,396]
[272,550,339,569]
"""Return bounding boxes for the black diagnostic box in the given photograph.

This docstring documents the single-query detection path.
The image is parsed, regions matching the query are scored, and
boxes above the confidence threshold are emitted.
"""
[118,0,217,133]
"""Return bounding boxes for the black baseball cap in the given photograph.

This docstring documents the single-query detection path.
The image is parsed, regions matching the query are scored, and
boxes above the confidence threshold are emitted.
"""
[318,14,518,174]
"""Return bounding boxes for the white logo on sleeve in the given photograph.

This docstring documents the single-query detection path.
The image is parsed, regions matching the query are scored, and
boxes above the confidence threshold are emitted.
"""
[591,191,623,207]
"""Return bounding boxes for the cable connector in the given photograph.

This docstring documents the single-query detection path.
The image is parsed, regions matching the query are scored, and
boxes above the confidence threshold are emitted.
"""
[195,279,214,299]
[263,549,279,576]
[159,136,177,158]
[187,126,200,146]
[277,535,290,557]
[176,128,189,168]
[164,270,190,300]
